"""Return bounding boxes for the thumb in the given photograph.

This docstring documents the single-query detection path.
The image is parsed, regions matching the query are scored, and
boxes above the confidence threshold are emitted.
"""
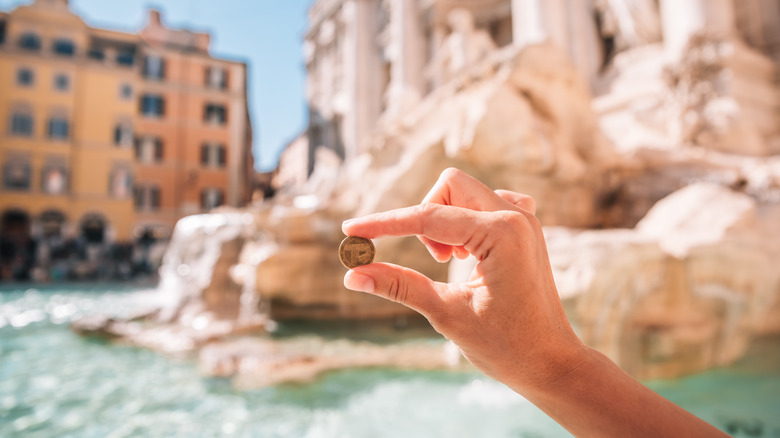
[344,263,445,317]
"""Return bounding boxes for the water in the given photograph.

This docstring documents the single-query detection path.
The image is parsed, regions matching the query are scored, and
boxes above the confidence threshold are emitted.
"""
[1,285,779,437]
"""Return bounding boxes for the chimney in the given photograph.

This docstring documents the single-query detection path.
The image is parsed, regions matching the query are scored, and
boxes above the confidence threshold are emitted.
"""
[148,9,162,27]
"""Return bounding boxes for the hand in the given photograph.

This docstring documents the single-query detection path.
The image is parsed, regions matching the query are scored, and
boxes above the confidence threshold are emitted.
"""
[342,168,728,438]
[342,168,586,391]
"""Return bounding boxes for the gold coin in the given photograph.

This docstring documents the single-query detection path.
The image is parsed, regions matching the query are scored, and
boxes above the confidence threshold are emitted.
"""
[339,236,376,269]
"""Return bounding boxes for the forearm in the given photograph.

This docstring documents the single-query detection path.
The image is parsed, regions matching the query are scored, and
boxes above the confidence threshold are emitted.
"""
[511,347,727,438]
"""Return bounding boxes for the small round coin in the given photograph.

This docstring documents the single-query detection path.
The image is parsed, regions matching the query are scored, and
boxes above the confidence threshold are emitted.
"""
[339,236,376,269]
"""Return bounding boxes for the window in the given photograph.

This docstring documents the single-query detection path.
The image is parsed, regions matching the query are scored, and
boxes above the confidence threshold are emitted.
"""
[114,123,132,147]
[116,50,135,66]
[201,188,224,210]
[119,84,132,100]
[54,74,69,91]
[204,104,227,125]
[48,117,69,140]
[18,32,41,51]
[142,55,165,80]
[109,166,132,199]
[41,165,67,195]
[0,21,6,45]
[2,161,31,190]
[140,94,165,118]
[17,68,34,87]
[206,66,227,90]
[52,39,75,57]
[134,137,163,163]
[134,185,161,211]
[201,143,226,167]
[10,113,34,137]
[88,48,105,61]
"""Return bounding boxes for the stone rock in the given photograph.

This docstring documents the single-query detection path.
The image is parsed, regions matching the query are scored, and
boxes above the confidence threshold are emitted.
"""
[156,211,254,324]
[198,336,465,389]
[330,44,617,229]
[546,182,780,379]
[246,43,613,322]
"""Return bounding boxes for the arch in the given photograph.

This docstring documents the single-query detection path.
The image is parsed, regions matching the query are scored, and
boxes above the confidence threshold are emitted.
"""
[80,212,106,244]
[0,208,33,280]
[39,209,67,237]
[1,208,31,240]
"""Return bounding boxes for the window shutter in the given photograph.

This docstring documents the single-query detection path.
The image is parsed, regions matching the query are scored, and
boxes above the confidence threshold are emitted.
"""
[222,70,229,90]
[155,138,163,161]
[159,97,165,117]
[134,185,144,209]
[218,145,226,166]
[150,187,160,208]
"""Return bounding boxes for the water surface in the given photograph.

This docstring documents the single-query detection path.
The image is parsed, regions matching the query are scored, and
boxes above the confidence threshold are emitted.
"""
[1,285,778,437]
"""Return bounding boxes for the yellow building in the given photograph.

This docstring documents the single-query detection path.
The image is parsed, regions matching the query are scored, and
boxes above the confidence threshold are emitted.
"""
[0,0,252,280]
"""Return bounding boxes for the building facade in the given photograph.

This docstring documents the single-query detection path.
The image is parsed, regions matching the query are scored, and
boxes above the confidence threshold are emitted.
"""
[0,0,253,280]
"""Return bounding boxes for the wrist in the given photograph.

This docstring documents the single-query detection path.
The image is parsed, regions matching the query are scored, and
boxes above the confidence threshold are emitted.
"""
[503,339,594,398]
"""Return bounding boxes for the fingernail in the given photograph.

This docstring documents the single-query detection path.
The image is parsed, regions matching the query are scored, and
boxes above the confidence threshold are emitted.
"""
[344,270,375,293]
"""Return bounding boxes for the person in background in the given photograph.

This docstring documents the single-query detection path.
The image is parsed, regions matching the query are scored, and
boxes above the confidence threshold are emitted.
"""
[342,168,727,437]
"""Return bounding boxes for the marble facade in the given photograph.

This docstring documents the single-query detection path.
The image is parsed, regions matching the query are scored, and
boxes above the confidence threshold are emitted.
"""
[275,0,780,189]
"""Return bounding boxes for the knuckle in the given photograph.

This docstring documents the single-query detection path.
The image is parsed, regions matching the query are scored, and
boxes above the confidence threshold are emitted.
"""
[441,167,463,182]
[492,210,541,239]
[495,210,528,231]
[415,202,440,231]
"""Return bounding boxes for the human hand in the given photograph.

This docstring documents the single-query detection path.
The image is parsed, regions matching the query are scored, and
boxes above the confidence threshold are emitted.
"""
[342,168,586,393]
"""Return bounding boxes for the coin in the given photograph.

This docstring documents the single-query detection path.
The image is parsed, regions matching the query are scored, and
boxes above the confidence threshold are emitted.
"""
[339,236,376,269]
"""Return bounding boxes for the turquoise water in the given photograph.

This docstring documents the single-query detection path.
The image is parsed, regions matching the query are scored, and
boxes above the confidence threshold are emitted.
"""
[1,285,779,437]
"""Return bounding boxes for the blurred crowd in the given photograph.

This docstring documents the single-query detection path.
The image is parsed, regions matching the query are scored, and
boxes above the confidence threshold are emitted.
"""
[0,232,166,283]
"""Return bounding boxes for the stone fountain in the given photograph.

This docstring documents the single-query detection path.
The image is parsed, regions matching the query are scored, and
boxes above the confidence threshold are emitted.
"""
[74,18,780,385]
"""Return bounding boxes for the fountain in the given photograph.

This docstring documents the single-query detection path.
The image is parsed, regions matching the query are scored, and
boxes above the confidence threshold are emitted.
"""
[73,39,780,385]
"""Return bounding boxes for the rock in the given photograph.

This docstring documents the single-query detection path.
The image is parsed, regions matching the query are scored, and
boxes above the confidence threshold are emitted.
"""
[198,336,464,389]
[70,314,122,338]
[330,44,616,229]
[546,183,780,379]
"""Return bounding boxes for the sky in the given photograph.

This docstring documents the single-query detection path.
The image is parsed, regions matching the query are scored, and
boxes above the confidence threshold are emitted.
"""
[0,0,312,172]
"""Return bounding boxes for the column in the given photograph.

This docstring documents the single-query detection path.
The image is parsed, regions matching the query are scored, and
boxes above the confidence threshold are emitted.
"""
[511,0,568,49]
[385,0,426,117]
[512,0,601,86]
[342,0,384,161]
[660,0,736,60]
[380,0,426,116]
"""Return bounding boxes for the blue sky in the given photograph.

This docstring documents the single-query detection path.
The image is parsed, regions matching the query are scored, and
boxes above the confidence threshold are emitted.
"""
[0,0,312,172]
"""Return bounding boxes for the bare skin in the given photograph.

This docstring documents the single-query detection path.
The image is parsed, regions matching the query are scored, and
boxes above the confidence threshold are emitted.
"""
[342,168,727,438]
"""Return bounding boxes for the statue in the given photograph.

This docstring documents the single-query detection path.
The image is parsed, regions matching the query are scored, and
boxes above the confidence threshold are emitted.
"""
[427,8,496,85]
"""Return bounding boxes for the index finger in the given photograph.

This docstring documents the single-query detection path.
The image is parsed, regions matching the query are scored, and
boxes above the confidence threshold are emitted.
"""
[342,203,491,256]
